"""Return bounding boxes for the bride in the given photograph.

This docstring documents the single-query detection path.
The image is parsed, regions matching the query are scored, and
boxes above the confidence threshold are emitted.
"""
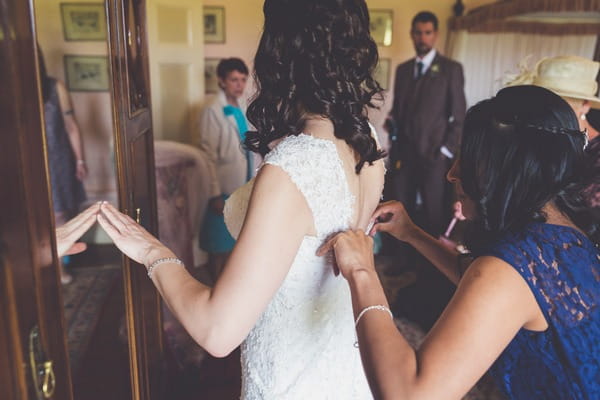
[97,0,385,398]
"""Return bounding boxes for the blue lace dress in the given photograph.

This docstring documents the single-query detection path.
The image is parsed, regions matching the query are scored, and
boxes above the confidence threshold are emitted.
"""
[483,223,600,400]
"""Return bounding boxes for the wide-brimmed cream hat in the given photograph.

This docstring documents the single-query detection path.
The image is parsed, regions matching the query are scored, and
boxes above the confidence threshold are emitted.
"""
[505,55,600,109]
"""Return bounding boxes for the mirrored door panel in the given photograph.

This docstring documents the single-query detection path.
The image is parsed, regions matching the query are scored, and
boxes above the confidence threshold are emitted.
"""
[33,1,131,398]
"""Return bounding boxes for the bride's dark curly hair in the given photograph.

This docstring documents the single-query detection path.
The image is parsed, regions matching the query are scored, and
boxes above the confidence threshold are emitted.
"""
[460,85,599,253]
[245,0,385,173]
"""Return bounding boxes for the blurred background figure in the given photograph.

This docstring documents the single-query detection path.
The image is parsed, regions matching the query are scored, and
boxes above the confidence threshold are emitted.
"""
[39,48,88,284]
[385,10,466,242]
[382,11,466,330]
[196,57,251,280]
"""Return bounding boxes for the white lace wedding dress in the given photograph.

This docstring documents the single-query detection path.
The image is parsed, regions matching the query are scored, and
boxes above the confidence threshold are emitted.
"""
[224,134,377,400]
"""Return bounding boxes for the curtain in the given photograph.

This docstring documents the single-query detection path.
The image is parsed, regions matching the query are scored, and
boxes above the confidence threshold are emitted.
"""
[447,31,597,107]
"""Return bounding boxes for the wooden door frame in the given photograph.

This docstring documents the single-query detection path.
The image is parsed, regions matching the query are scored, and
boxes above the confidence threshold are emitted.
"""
[106,1,165,399]
[0,0,73,399]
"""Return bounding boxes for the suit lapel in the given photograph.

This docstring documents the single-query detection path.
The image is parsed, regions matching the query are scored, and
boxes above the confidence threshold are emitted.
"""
[421,53,441,83]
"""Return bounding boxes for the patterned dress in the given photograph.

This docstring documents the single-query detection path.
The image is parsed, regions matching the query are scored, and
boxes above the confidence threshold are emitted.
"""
[44,78,86,217]
[484,223,600,400]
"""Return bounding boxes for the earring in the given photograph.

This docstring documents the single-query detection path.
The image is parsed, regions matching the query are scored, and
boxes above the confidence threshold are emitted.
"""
[580,114,587,121]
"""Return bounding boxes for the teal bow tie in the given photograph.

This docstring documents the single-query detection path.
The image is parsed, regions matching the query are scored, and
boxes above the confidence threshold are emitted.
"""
[223,105,252,181]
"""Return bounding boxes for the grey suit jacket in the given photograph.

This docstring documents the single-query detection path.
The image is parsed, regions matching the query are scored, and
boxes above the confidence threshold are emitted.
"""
[389,53,466,161]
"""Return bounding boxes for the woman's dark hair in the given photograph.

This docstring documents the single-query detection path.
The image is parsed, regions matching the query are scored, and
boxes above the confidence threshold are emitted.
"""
[246,0,384,173]
[217,58,249,80]
[460,85,599,252]
[412,11,438,31]
[37,48,53,103]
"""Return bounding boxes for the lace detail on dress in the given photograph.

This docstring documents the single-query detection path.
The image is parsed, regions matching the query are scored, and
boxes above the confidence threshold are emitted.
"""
[263,134,355,238]
[485,223,600,400]
[225,133,373,400]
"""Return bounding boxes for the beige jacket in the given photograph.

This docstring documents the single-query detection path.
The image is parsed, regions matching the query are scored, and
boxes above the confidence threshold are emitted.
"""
[196,90,249,197]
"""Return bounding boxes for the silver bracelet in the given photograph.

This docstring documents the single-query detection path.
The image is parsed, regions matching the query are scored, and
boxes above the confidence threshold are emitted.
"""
[354,305,393,348]
[147,257,183,278]
[355,305,393,327]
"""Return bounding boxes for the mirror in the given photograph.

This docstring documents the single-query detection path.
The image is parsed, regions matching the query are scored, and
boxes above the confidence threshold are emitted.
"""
[33,1,132,398]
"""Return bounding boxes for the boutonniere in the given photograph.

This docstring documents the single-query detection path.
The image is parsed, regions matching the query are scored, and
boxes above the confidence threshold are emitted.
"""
[430,64,440,75]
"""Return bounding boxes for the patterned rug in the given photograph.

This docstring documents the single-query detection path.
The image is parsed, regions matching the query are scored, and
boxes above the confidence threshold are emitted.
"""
[62,264,120,373]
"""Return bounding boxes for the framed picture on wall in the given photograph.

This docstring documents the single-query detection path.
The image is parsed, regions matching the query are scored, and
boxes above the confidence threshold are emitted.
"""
[64,55,109,91]
[374,58,391,90]
[370,9,393,47]
[205,58,221,94]
[60,3,107,41]
[203,6,225,44]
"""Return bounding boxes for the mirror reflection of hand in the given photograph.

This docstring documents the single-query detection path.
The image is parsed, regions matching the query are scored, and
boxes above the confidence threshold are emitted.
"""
[56,202,100,257]
[97,202,175,266]
[368,201,417,242]
[317,230,375,279]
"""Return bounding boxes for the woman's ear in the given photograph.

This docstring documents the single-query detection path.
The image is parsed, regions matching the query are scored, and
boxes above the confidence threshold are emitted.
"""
[217,77,225,90]
[581,100,591,117]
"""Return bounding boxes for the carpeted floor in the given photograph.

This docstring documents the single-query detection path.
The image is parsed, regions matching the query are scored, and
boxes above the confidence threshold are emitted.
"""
[61,264,120,373]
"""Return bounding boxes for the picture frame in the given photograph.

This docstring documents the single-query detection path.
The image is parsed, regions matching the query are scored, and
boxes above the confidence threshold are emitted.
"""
[204,58,221,94]
[64,55,110,92]
[203,6,225,44]
[60,3,107,41]
[369,9,393,47]
[374,58,391,91]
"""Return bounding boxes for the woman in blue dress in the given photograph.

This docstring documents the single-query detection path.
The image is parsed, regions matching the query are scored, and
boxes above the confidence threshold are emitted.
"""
[321,85,600,399]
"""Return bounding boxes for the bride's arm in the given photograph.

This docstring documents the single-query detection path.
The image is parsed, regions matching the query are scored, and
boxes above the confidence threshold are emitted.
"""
[98,164,312,357]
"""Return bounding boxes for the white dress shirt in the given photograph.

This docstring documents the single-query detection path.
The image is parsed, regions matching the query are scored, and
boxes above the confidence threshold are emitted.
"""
[413,49,437,79]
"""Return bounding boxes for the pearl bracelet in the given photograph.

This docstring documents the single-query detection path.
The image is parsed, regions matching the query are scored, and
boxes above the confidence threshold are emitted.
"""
[355,304,393,327]
[354,305,393,348]
[146,257,183,278]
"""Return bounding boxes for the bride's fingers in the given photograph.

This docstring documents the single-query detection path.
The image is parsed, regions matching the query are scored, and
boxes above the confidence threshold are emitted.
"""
[64,208,98,238]
[101,202,146,233]
[61,203,98,233]
[99,202,129,232]
[97,211,122,239]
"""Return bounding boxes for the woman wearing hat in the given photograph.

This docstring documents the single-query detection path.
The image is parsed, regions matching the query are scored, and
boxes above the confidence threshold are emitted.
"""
[505,55,600,212]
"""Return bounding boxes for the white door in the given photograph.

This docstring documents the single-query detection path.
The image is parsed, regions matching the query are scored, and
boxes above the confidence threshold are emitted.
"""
[147,0,205,144]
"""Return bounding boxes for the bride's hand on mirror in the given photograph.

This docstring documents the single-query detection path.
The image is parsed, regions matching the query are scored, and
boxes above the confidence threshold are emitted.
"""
[97,202,175,266]
[56,202,100,256]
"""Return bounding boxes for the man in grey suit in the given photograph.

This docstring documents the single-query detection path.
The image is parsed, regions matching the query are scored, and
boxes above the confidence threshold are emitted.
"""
[386,11,466,238]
